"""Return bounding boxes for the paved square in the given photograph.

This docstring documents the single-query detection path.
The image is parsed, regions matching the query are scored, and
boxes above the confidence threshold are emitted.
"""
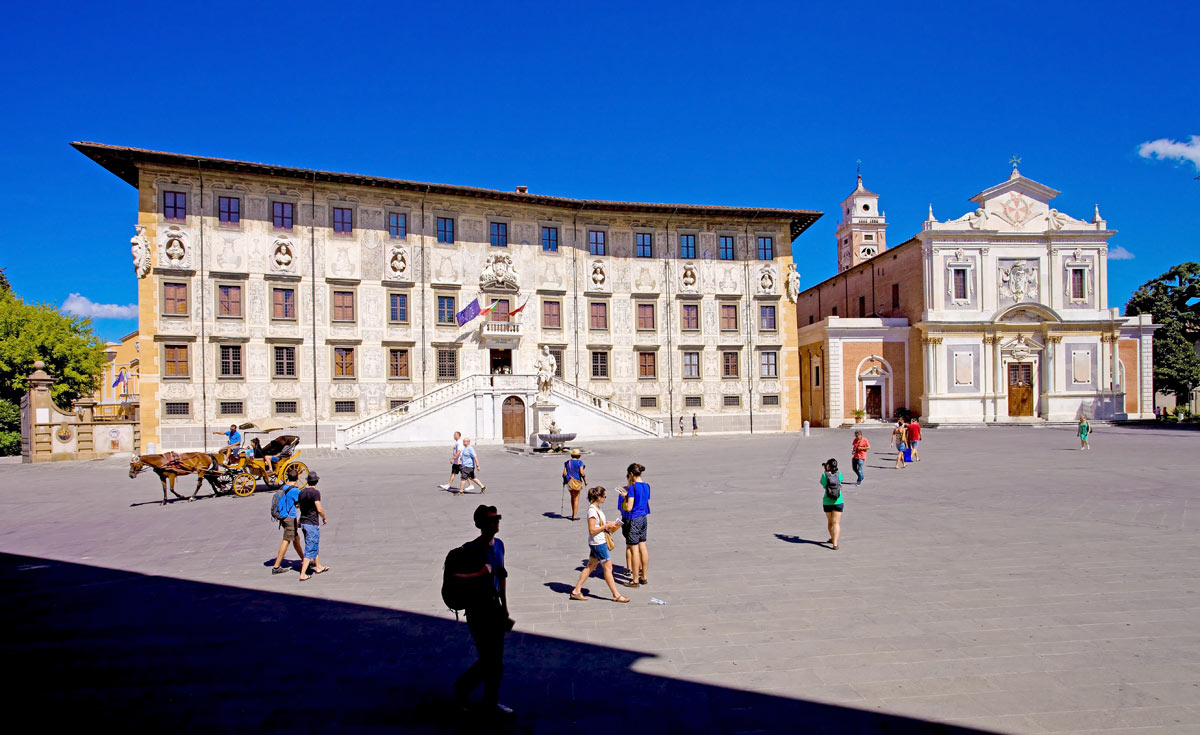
[4,425,1199,733]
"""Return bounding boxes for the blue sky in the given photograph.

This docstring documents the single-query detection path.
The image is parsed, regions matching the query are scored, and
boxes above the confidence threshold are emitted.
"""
[1,1,1196,341]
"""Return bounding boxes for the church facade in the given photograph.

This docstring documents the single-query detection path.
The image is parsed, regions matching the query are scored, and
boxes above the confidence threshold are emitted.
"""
[75,142,819,451]
[795,167,1156,425]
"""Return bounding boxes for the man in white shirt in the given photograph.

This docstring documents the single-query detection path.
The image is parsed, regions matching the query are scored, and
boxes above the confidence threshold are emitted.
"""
[440,431,463,490]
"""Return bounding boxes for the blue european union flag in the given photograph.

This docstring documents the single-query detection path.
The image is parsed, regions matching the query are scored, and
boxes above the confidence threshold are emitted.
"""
[456,298,481,327]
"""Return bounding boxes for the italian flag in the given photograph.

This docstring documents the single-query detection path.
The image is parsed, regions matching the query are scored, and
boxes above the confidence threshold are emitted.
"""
[479,301,500,316]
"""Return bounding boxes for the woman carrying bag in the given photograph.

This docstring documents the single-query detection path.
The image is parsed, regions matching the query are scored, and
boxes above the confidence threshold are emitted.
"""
[569,487,630,603]
[562,449,586,521]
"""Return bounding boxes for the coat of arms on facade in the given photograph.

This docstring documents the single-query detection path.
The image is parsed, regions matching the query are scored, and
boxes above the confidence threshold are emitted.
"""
[785,263,801,303]
[158,225,192,269]
[270,236,297,274]
[480,253,519,291]
[757,265,777,295]
[130,225,151,279]
[589,259,608,291]
[999,260,1038,303]
[679,262,698,293]
[386,245,409,280]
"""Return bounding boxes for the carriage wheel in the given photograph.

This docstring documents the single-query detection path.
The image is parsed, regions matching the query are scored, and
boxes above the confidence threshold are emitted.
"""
[289,462,309,489]
[232,474,256,497]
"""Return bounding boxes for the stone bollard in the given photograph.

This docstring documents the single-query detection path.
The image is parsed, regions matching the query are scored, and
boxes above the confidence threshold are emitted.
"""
[803,420,810,437]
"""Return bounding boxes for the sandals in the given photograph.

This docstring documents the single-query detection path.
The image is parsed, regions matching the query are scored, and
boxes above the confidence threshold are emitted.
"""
[626,581,640,589]
[314,566,330,574]
[569,592,587,601]
[612,595,630,603]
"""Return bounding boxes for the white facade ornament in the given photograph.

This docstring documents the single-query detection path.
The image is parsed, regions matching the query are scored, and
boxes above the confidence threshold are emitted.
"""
[999,260,1039,303]
[1047,208,1068,231]
[785,263,801,303]
[479,253,519,291]
[130,225,151,279]
[589,259,608,291]
[757,265,777,295]
[386,245,409,279]
[158,225,192,269]
[954,248,964,261]
[534,345,557,399]
[270,236,297,274]
[679,262,698,293]
[967,208,990,230]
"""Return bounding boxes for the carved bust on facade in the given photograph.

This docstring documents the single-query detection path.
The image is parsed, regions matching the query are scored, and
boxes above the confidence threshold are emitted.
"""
[387,245,409,279]
[589,259,608,291]
[680,262,698,292]
[158,225,191,269]
[480,253,519,291]
[270,236,296,274]
[757,265,777,295]
[130,225,151,279]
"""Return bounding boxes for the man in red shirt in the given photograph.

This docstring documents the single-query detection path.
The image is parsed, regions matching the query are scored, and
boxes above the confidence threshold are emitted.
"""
[908,418,922,462]
[851,430,870,486]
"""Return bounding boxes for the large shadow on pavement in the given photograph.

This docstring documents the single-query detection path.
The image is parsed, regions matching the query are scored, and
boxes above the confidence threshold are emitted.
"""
[1,552,996,734]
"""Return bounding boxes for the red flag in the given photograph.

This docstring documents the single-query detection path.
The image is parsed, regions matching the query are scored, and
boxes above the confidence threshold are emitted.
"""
[508,298,530,316]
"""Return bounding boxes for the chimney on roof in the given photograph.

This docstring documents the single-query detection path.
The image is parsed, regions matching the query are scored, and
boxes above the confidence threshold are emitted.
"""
[515,186,528,194]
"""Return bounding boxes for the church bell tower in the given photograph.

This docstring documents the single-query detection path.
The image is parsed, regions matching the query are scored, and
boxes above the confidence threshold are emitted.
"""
[835,173,888,272]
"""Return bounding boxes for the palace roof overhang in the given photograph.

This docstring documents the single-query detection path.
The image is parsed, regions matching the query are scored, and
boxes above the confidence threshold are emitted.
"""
[73,142,822,241]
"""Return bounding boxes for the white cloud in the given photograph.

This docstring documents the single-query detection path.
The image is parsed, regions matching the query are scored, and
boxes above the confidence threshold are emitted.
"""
[1138,135,1200,170]
[62,293,138,320]
[1107,245,1135,261]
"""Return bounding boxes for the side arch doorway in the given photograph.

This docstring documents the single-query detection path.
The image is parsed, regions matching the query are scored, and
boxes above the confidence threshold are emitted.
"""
[502,396,525,444]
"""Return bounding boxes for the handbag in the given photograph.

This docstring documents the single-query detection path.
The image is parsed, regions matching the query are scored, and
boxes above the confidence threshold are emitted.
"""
[604,530,615,551]
[567,478,583,492]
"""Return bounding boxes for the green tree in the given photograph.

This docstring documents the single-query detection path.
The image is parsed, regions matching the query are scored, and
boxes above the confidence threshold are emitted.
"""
[1126,262,1200,402]
[0,289,108,455]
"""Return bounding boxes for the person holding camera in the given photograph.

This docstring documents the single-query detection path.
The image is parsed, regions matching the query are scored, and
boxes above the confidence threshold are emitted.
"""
[569,486,630,603]
[453,505,513,717]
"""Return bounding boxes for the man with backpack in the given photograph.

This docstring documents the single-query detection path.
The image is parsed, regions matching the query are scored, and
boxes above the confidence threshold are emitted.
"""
[448,505,513,717]
[270,466,304,575]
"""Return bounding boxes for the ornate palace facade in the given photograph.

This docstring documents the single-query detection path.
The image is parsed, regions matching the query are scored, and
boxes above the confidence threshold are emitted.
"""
[76,142,819,450]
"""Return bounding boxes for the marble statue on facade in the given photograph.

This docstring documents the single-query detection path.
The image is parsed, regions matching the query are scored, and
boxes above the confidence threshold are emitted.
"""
[534,345,557,399]
[130,225,151,279]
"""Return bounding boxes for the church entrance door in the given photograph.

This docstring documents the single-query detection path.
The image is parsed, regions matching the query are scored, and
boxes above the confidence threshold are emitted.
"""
[502,396,525,444]
[864,385,882,419]
[1008,363,1034,417]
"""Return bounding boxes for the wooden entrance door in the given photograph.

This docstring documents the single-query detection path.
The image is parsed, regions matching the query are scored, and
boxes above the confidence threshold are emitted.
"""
[502,396,525,444]
[864,385,882,418]
[1008,363,1034,417]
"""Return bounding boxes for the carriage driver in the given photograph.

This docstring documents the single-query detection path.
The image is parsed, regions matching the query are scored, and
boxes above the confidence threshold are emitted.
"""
[214,424,242,459]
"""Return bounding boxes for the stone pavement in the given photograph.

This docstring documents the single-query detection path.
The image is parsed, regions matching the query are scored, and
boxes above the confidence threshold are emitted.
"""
[3,425,1199,734]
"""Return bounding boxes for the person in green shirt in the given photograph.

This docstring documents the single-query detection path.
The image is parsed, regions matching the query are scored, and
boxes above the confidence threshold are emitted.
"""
[820,458,845,550]
[1078,417,1090,450]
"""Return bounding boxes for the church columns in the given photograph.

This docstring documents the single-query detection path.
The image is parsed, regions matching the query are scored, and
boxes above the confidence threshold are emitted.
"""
[1046,335,1062,395]
[983,335,1000,421]
[992,335,1003,419]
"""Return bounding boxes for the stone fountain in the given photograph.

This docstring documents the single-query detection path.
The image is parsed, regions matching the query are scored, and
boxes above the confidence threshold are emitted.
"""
[536,419,576,453]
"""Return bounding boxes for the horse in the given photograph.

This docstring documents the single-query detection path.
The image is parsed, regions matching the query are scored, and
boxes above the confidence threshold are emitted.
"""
[129,452,223,505]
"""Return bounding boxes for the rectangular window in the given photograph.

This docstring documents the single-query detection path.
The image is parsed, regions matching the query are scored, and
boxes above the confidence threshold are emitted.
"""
[681,303,699,331]
[219,344,242,378]
[542,300,561,328]
[952,268,968,301]
[859,295,866,317]
[591,351,609,379]
[639,396,658,408]
[164,401,190,416]
[682,351,700,378]
[389,348,410,379]
[437,217,455,244]
[273,288,295,320]
[588,230,606,256]
[273,346,296,378]
[757,236,774,260]
[831,306,838,316]
[722,351,739,378]
[489,221,508,247]
[892,284,900,309]
[218,401,243,416]
[720,303,738,331]
[863,233,875,241]
[334,400,356,414]
[272,201,294,230]
[164,345,189,377]
[389,293,408,323]
[332,207,353,235]
[638,351,656,378]
[333,347,355,378]
[390,399,411,410]
[1070,268,1086,300]
[218,196,240,225]
[542,226,559,252]
[332,291,355,322]
[549,348,564,378]
[759,304,776,331]
[437,349,458,381]
[437,296,456,324]
[274,400,298,414]
[388,212,407,239]
[489,299,510,322]
[684,395,702,408]
[163,282,188,315]
[589,302,608,329]
[761,394,780,407]
[163,190,186,221]
[719,235,735,260]
[760,351,778,378]
[814,364,821,387]
[217,285,242,317]
[636,232,653,258]
[637,303,656,330]
[679,234,696,259]
[723,395,742,408]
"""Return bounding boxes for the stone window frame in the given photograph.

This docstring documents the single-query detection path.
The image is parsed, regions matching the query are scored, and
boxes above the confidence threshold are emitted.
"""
[588,300,609,331]
[331,345,357,380]
[635,301,657,331]
[161,280,190,317]
[635,231,654,258]
[1065,259,1094,304]
[162,189,188,221]
[274,400,299,415]
[330,286,357,324]
[217,343,244,380]
[680,302,700,332]
[722,350,741,379]
[162,343,191,379]
[435,214,457,245]
[678,231,698,259]
[387,210,409,240]
[590,350,610,380]
[541,298,562,330]
[720,302,739,332]
[681,350,702,380]
[436,347,459,381]
[435,293,458,326]
[387,290,410,325]
[271,286,297,321]
[218,400,245,417]
[387,346,411,381]
[587,228,608,256]
[945,255,976,306]
[330,204,355,237]
[333,399,358,415]
[163,400,191,417]
[271,197,297,231]
[488,219,510,248]
[760,350,778,378]
[639,396,659,409]
[722,394,742,408]
[214,281,244,320]
[540,224,561,253]
[684,395,703,408]
[637,350,657,379]
[758,303,777,332]
[761,394,781,408]
[718,232,737,261]
[756,235,774,260]
[272,345,298,379]
[216,194,242,228]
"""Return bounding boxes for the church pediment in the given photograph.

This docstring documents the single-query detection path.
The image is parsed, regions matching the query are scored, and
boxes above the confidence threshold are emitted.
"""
[927,171,1092,234]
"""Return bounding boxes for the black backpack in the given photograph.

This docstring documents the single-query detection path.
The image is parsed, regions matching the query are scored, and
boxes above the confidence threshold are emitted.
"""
[442,541,494,619]
[823,472,842,503]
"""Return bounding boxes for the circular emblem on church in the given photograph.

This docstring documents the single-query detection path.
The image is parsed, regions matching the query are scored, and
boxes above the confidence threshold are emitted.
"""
[1002,194,1029,223]
[56,424,74,442]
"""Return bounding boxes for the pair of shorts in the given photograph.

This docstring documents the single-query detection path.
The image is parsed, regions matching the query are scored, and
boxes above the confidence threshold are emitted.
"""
[823,504,844,513]
[281,517,298,542]
[450,463,462,475]
[460,467,476,479]
[302,523,320,558]
[896,442,907,451]
[589,542,610,562]
[909,440,920,450]
[625,515,648,545]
